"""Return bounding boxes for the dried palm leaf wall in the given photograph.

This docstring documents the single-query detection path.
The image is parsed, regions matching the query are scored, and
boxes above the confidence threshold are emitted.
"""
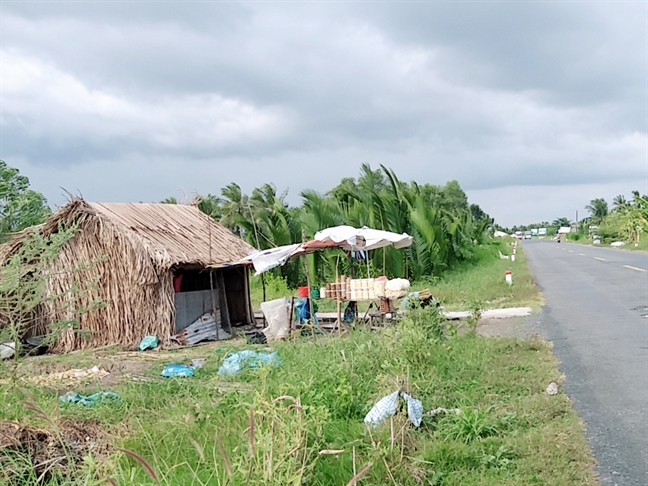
[22,202,171,352]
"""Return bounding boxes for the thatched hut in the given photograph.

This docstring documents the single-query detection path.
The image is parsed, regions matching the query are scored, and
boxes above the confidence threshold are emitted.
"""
[0,199,256,353]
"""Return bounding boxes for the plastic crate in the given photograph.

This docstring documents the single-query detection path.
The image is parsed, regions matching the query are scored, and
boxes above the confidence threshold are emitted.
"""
[379,298,395,314]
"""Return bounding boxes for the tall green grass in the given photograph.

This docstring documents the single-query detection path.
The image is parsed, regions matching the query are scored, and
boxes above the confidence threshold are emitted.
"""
[2,310,594,485]
[414,239,543,311]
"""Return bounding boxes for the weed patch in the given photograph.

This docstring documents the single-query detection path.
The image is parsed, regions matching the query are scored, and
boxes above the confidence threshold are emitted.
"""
[1,322,595,485]
[0,417,110,484]
[414,239,544,311]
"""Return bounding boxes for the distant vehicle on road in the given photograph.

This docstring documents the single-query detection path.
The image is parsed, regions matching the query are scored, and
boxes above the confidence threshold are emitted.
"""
[524,231,532,239]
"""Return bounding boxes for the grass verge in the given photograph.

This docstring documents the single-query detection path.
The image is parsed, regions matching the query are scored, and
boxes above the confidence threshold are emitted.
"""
[414,239,543,311]
[1,309,595,485]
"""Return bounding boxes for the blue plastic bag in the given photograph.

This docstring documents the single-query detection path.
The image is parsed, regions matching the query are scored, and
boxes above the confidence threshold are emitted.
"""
[294,298,318,324]
[161,364,195,377]
[138,335,159,351]
[59,391,121,406]
[217,350,280,376]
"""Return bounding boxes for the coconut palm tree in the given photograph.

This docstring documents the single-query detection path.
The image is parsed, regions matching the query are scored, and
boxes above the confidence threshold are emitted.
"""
[612,195,629,213]
[196,194,222,220]
[586,198,609,224]
[220,183,249,238]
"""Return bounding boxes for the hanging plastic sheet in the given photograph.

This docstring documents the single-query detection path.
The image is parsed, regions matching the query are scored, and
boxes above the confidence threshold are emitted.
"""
[261,298,290,340]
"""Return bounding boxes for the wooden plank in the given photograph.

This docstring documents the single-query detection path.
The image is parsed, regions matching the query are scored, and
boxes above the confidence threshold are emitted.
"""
[218,272,232,334]
[243,266,253,325]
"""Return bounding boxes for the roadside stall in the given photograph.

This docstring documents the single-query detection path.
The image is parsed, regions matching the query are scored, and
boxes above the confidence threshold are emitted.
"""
[238,225,414,335]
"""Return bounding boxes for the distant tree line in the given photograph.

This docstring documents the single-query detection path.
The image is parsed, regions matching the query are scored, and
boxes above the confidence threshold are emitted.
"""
[161,164,495,286]
[509,191,648,244]
[0,161,495,286]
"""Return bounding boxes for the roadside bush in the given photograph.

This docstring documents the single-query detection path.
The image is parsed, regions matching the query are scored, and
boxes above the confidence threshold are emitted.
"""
[249,273,292,307]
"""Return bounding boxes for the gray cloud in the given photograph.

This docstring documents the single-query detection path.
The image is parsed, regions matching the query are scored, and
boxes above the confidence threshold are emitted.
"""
[1,2,645,226]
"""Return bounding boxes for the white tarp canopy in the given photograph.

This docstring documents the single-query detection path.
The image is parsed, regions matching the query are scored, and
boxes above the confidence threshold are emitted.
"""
[237,244,301,276]
[313,225,413,251]
[238,226,413,275]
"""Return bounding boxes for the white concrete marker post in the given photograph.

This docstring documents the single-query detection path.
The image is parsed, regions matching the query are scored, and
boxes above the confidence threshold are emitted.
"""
[505,270,513,285]
[511,253,516,262]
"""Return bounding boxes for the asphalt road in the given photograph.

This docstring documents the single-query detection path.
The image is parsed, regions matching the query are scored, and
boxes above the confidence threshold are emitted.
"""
[522,239,648,485]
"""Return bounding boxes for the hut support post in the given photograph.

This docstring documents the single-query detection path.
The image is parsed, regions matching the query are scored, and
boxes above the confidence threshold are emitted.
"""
[302,230,315,332]
[289,296,295,342]
[209,270,219,341]
[336,254,341,335]
[218,272,232,336]
[243,267,253,325]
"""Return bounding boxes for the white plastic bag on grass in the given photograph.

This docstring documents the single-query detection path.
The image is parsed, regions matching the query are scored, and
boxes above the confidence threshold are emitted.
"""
[364,391,400,427]
[0,342,15,360]
[364,390,423,428]
[402,392,423,427]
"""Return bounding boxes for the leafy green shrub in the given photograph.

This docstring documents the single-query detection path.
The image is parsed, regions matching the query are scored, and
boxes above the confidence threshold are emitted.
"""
[402,303,446,341]
[392,304,447,368]
[249,273,292,308]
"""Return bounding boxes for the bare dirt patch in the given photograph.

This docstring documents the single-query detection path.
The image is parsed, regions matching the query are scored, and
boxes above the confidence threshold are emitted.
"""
[9,353,163,391]
[0,418,111,483]
[477,315,543,339]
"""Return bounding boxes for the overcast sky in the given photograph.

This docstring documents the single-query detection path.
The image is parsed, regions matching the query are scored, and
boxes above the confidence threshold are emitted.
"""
[1,1,646,227]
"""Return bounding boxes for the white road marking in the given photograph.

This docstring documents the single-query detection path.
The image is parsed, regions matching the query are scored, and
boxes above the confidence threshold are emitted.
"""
[568,250,573,253]
[579,253,586,256]
[624,265,647,273]
[594,257,606,262]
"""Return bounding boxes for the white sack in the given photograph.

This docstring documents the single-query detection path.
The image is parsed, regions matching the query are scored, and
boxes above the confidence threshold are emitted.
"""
[261,298,290,341]
[1,342,15,360]
[385,278,411,299]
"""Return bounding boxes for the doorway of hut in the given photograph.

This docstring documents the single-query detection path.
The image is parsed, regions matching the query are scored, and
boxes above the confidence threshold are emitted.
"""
[172,266,253,334]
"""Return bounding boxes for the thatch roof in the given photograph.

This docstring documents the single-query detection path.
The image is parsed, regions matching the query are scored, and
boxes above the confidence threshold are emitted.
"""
[2,199,255,269]
[87,201,255,267]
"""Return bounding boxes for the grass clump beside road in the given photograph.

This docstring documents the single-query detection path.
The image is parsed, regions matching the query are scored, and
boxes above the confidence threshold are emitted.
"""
[1,308,595,485]
[414,239,543,311]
